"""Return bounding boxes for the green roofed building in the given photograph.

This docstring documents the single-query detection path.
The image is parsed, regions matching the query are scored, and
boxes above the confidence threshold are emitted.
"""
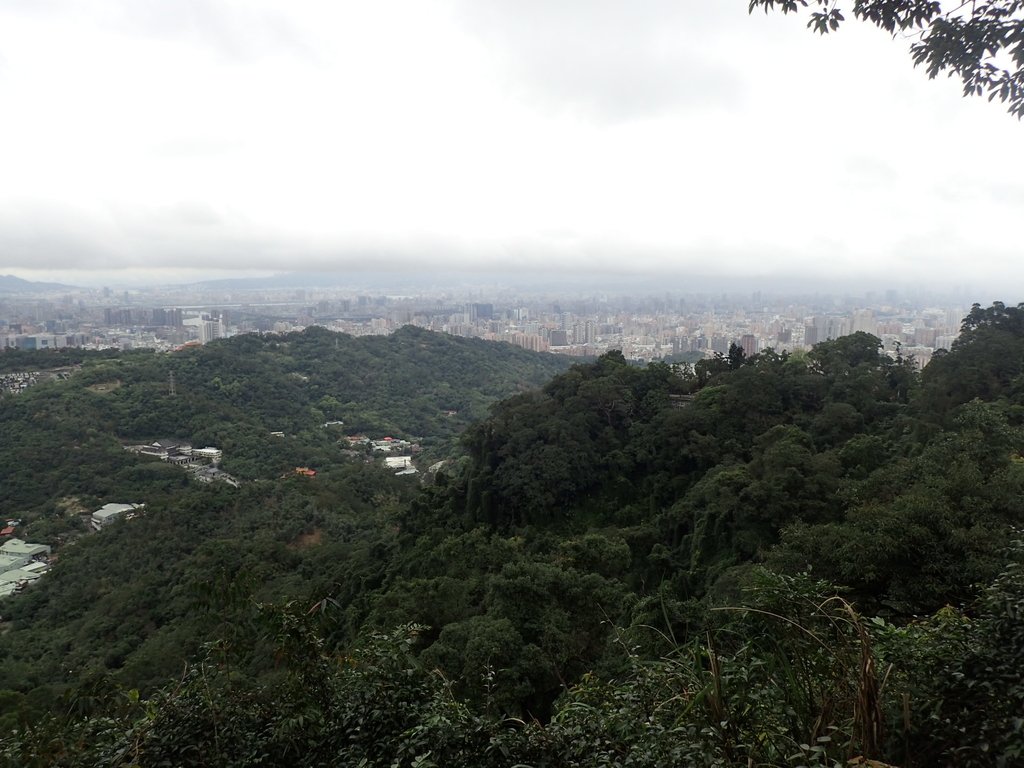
[0,568,41,586]
[0,553,29,573]
[0,567,42,597]
[0,539,51,559]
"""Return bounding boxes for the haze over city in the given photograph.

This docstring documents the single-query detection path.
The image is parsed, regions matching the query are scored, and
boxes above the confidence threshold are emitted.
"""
[1,1,1022,294]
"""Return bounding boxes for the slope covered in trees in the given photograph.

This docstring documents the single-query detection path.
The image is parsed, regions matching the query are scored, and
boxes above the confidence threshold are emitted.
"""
[0,324,570,517]
[0,326,568,704]
[4,304,1024,766]
[10,559,1024,767]
[354,321,1024,722]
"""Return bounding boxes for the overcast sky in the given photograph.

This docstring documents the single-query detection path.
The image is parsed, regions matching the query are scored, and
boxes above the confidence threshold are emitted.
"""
[0,0,1021,291]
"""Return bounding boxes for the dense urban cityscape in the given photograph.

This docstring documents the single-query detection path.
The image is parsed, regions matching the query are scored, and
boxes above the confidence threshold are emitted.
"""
[0,276,973,369]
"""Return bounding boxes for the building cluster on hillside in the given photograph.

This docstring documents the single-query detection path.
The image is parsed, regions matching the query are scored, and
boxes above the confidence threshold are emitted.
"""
[343,435,419,475]
[91,502,144,531]
[2,500,148,600]
[125,440,238,487]
[0,368,75,395]
[0,532,52,598]
[384,456,417,476]
[370,437,416,453]
[0,371,39,394]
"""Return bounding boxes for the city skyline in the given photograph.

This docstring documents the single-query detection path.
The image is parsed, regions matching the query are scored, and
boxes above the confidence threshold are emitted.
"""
[0,276,974,374]
[1,2,1022,292]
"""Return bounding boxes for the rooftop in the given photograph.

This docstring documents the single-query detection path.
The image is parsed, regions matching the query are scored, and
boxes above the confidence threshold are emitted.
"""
[0,568,42,584]
[0,539,50,556]
[94,503,139,516]
[0,554,27,571]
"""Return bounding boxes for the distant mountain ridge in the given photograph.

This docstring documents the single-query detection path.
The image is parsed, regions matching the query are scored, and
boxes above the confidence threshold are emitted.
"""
[186,271,525,291]
[0,274,75,292]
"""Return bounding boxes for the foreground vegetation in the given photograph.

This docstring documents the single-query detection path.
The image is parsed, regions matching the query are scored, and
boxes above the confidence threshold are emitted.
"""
[3,305,1024,765]
[5,555,1023,767]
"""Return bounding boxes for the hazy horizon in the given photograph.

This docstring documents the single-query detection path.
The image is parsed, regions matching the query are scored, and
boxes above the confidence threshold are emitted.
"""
[0,269,1002,307]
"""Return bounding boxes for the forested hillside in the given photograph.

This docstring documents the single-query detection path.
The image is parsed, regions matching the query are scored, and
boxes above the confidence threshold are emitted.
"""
[0,324,569,516]
[4,305,1024,767]
[0,326,567,701]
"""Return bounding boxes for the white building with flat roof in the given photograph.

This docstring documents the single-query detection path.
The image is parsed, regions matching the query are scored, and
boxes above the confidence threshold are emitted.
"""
[91,503,142,531]
[0,539,50,559]
[192,447,222,463]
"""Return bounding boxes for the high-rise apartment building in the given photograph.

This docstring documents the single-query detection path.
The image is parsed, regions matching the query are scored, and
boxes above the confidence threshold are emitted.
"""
[199,319,224,344]
[740,334,757,358]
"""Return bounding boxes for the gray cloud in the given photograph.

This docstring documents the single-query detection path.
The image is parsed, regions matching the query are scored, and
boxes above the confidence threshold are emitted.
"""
[455,0,744,121]
[106,0,320,64]
[0,199,1019,298]
[0,201,265,270]
[1,2,1019,294]
[0,205,121,269]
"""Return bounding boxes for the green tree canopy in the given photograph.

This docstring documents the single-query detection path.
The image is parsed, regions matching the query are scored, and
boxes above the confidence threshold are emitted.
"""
[750,0,1024,116]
